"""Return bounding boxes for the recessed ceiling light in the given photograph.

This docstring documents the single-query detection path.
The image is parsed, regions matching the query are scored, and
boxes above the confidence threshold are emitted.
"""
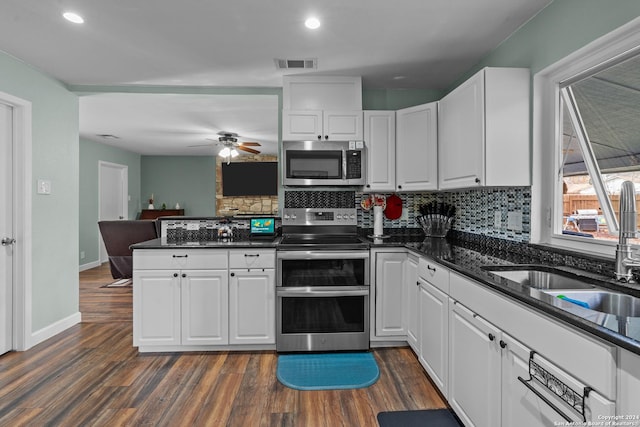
[393,76,406,80]
[63,12,84,24]
[305,17,321,30]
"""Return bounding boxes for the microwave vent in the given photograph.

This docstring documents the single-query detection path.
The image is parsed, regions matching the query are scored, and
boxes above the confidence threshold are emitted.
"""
[274,58,317,70]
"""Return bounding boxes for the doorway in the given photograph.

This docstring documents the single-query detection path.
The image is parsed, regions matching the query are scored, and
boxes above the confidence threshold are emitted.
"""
[98,161,128,264]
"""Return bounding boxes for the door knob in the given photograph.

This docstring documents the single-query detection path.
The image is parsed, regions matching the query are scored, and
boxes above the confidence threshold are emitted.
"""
[1,237,16,246]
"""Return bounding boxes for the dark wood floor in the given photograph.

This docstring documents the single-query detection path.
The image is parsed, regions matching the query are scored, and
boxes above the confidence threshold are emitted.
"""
[0,263,446,426]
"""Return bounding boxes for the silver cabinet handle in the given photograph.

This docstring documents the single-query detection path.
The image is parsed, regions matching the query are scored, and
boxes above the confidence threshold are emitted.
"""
[1,237,16,246]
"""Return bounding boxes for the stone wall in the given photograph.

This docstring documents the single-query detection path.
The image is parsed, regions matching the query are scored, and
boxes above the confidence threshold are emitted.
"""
[215,154,279,216]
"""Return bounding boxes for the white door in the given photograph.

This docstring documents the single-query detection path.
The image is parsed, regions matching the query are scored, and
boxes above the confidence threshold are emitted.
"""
[98,161,128,263]
[0,102,13,355]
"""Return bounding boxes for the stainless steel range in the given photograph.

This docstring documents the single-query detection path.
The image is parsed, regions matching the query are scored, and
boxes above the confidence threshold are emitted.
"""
[276,208,370,352]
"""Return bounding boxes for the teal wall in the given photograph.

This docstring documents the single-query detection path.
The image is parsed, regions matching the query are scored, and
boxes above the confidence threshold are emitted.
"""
[0,51,79,332]
[450,0,640,91]
[79,138,141,267]
[141,156,217,217]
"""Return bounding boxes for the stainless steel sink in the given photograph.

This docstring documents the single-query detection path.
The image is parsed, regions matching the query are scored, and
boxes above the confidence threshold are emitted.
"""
[544,290,640,318]
[483,266,597,290]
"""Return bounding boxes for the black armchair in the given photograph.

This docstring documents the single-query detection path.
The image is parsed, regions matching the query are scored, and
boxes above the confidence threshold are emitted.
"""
[98,220,157,279]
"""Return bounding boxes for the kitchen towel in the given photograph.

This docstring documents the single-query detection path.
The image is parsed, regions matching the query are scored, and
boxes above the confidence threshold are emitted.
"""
[377,408,462,427]
[276,352,379,391]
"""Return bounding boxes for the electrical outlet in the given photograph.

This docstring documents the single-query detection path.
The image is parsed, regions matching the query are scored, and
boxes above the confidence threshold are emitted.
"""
[494,211,501,228]
[80,251,85,259]
[507,211,523,231]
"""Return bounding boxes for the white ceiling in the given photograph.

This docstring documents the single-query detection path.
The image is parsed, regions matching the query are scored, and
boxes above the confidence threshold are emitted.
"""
[0,0,552,155]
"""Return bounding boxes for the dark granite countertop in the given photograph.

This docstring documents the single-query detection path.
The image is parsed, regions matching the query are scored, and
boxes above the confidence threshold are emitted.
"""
[372,234,640,355]
[131,237,280,249]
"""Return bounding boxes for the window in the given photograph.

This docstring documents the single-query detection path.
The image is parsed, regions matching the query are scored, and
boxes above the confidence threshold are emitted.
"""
[533,18,640,255]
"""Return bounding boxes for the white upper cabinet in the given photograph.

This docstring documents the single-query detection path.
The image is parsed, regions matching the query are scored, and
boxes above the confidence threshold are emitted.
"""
[283,110,363,141]
[364,111,396,192]
[438,67,530,189]
[283,76,362,110]
[282,76,363,141]
[396,102,438,192]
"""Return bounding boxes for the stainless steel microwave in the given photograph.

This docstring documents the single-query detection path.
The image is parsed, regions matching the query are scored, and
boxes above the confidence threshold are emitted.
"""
[282,140,366,186]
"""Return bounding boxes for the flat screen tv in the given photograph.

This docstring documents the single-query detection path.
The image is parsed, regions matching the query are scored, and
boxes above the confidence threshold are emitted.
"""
[222,162,278,196]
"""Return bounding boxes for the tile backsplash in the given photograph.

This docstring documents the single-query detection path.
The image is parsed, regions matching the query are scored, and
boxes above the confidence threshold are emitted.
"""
[285,187,531,243]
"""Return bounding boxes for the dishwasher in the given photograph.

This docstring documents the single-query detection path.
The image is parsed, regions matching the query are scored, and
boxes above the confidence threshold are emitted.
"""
[501,333,616,425]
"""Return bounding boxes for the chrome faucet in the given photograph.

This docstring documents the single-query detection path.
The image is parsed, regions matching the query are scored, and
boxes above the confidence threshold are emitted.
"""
[615,181,640,282]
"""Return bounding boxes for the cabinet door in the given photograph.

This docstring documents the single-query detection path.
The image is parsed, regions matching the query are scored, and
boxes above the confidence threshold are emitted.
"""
[323,110,363,140]
[133,270,181,347]
[181,269,228,346]
[375,252,406,337]
[364,111,396,192]
[282,110,323,140]
[396,102,438,191]
[448,301,501,427]
[418,279,449,397]
[229,269,275,345]
[438,70,485,189]
[405,256,419,351]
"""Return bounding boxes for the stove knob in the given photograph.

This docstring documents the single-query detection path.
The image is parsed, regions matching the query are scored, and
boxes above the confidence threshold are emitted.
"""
[336,214,342,220]
[350,214,356,219]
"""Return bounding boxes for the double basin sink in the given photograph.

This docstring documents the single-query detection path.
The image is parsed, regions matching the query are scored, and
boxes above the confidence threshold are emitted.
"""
[481,265,640,334]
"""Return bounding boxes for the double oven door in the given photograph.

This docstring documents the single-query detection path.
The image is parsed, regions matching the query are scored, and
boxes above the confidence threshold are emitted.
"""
[276,250,370,352]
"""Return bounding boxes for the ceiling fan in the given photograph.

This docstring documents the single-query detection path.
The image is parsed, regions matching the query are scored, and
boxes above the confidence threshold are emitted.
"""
[190,131,261,160]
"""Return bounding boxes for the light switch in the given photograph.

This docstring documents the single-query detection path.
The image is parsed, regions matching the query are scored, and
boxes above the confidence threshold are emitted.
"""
[37,179,52,195]
[494,211,501,228]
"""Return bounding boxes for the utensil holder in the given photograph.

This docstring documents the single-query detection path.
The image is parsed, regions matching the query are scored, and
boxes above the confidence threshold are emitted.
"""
[417,215,452,238]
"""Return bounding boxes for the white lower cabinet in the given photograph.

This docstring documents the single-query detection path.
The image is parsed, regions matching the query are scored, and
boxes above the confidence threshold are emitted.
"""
[374,251,407,338]
[134,268,228,347]
[229,268,275,345]
[133,248,275,351]
[449,300,615,427]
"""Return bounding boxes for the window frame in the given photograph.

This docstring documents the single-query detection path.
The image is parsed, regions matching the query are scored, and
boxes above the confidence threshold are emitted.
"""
[532,17,640,257]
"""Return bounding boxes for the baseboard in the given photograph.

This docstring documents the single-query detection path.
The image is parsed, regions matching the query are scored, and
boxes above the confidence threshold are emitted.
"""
[79,260,100,272]
[29,312,82,349]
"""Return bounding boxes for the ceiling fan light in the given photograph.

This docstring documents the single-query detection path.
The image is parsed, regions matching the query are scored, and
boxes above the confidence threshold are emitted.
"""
[218,147,231,158]
[63,11,84,24]
[230,149,239,158]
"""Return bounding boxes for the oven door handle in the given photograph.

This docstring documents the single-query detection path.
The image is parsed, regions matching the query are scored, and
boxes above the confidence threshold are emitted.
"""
[276,251,369,260]
[277,288,369,297]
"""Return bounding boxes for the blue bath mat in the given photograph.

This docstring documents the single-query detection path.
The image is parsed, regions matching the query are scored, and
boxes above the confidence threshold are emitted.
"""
[276,352,380,391]
[377,409,462,427]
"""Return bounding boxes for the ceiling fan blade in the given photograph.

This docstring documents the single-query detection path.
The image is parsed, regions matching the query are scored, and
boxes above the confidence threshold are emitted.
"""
[188,143,214,148]
[237,146,261,154]
[239,142,261,146]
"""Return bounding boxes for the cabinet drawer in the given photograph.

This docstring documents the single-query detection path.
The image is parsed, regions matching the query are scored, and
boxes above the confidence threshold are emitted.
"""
[418,257,450,293]
[134,249,228,270]
[229,250,275,269]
